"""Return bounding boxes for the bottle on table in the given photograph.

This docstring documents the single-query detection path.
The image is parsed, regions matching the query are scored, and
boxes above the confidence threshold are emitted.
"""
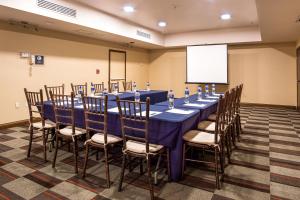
[90,82,95,96]
[212,84,216,95]
[184,87,190,104]
[133,81,137,92]
[197,85,202,100]
[113,84,118,95]
[168,90,174,109]
[78,85,83,103]
[102,88,108,105]
[146,82,150,91]
[135,91,140,102]
[205,84,209,97]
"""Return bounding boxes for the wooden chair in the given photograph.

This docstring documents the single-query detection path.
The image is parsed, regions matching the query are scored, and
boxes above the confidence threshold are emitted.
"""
[123,81,132,91]
[94,82,105,94]
[71,82,87,96]
[24,88,55,161]
[109,81,120,93]
[50,91,86,173]
[116,97,170,200]
[182,95,226,189]
[82,95,122,188]
[234,84,243,139]
[44,84,64,101]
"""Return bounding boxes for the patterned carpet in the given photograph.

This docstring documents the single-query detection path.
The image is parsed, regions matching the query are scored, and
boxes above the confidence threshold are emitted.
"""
[0,106,300,200]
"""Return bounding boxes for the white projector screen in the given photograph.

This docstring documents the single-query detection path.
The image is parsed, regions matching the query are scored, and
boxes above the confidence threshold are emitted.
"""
[186,44,228,84]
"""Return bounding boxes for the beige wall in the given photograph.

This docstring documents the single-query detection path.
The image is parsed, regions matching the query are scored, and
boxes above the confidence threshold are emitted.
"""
[0,28,149,124]
[149,43,297,106]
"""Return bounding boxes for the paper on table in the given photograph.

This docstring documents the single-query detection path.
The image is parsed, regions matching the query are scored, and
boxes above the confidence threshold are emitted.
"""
[166,108,195,115]
[207,96,220,99]
[141,111,162,117]
[183,103,206,108]
[197,99,216,102]
[75,105,84,108]
[108,92,122,96]
[108,107,129,113]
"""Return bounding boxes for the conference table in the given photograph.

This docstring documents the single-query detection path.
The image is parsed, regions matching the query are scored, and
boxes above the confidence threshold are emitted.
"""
[43,90,219,181]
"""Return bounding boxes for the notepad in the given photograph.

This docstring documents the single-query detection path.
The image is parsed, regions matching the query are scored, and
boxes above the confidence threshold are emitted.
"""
[75,105,84,108]
[166,108,195,115]
[207,96,220,99]
[183,103,206,108]
[141,111,162,117]
[197,99,216,102]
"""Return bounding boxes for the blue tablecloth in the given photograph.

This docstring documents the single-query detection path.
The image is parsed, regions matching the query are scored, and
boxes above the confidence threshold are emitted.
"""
[155,93,220,121]
[104,90,168,105]
[43,100,201,181]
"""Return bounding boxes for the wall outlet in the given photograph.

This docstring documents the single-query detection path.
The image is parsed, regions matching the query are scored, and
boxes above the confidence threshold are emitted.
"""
[15,102,20,109]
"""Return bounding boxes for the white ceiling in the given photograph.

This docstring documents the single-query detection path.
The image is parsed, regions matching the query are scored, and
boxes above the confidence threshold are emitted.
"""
[73,0,259,34]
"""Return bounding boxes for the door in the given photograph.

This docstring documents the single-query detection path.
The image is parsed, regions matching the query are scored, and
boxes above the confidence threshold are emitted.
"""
[109,49,126,92]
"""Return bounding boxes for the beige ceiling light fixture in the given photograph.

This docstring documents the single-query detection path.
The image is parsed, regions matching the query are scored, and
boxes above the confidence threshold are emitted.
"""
[123,5,135,13]
[220,13,231,20]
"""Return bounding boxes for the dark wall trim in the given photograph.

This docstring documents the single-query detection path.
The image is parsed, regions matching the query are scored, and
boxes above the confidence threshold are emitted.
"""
[0,119,29,129]
[241,102,297,110]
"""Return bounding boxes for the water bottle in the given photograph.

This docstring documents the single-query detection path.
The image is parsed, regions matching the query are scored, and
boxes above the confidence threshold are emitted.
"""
[212,84,216,95]
[102,88,108,106]
[168,90,174,109]
[184,87,190,104]
[90,82,95,96]
[78,86,83,103]
[197,85,202,100]
[146,82,150,91]
[205,84,209,97]
[133,82,137,92]
[135,91,140,102]
[113,84,118,94]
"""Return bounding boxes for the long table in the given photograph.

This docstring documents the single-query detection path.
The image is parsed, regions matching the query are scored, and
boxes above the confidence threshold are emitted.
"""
[43,91,219,181]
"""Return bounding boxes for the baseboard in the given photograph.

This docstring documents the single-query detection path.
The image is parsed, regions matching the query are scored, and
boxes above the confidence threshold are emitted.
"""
[0,118,41,130]
[0,119,29,129]
[241,102,297,110]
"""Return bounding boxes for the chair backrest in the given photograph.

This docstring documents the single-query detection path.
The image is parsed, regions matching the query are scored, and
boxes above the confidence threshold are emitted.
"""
[214,94,226,143]
[71,82,87,96]
[24,88,45,127]
[116,96,150,154]
[94,82,105,94]
[109,82,119,93]
[50,91,75,133]
[123,81,132,91]
[228,88,237,122]
[44,84,64,101]
[237,84,243,112]
[82,95,108,143]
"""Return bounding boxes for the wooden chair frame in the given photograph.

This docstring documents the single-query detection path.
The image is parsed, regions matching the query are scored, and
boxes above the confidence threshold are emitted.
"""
[24,88,53,161]
[182,95,226,189]
[71,82,87,96]
[123,81,132,91]
[116,97,170,200]
[44,84,64,101]
[109,81,120,93]
[50,91,83,173]
[94,82,105,94]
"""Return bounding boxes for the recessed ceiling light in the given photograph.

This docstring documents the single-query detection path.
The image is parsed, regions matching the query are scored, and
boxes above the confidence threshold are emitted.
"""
[220,13,231,20]
[158,21,167,27]
[123,5,135,13]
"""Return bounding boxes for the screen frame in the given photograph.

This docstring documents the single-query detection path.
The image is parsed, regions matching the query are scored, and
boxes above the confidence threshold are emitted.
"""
[185,43,229,85]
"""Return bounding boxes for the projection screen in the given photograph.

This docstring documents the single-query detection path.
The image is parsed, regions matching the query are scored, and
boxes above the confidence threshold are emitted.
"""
[186,44,228,84]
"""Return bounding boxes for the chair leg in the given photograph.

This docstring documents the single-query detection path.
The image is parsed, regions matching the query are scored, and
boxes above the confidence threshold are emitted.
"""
[225,133,231,164]
[52,133,59,168]
[166,148,171,182]
[139,158,144,175]
[215,148,220,189]
[118,154,126,192]
[128,156,133,172]
[182,143,186,178]
[82,144,90,178]
[42,129,47,161]
[104,147,110,188]
[27,127,34,158]
[73,137,78,174]
[146,156,154,200]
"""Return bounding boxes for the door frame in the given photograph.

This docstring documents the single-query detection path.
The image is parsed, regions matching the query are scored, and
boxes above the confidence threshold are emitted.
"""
[108,49,127,90]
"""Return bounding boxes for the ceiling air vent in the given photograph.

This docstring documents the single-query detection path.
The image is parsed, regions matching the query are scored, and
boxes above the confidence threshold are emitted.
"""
[37,0,77,18]
[136,30,151,39]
